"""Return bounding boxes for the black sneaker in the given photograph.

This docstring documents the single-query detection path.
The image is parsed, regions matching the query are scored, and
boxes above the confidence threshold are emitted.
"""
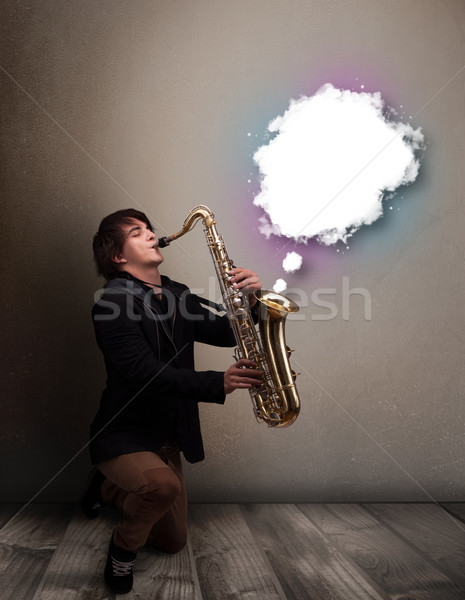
[104,534,136,594]
[79,467,105,519]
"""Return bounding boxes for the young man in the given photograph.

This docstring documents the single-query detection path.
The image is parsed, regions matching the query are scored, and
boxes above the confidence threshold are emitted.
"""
[81,208,262,594]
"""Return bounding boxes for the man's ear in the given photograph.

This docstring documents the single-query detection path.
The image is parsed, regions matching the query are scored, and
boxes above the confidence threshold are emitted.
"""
[112,254,127,265]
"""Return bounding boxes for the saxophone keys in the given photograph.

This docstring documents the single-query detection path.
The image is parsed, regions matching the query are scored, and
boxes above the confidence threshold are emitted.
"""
[286,345,294,358]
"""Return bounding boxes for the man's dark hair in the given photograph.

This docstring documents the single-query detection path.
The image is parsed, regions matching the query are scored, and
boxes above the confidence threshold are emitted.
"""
[93,208,154,280]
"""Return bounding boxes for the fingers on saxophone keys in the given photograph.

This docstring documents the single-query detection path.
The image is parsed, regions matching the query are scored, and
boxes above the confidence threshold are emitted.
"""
[234,378,261,389]
[237,371,262,381]
[234,366,262,387]
[228,267,254,288]
[235,358,256,368]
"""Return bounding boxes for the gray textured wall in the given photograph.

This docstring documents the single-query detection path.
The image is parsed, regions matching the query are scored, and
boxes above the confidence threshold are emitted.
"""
[1,0,464,503]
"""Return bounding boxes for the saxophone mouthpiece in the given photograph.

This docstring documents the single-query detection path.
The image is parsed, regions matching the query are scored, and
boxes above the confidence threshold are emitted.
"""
[157,236,170,248]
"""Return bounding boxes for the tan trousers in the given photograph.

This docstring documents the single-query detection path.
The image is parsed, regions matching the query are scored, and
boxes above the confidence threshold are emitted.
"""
[97,442,188,554]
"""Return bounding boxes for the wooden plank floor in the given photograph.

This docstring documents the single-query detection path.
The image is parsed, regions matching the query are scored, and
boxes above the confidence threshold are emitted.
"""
[1,503,465,599]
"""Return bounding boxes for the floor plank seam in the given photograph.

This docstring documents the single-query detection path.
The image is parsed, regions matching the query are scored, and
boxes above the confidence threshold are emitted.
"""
[239,503,290,600]
[438,503,465,527]
[295,504,392,600]
[361,503,465,594]
[186,534,205,600]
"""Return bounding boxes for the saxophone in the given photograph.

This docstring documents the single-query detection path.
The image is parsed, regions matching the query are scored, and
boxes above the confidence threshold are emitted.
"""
[158,205,300,428]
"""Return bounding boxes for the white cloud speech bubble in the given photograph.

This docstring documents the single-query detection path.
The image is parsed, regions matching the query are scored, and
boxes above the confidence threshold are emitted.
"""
[254,84,425,248]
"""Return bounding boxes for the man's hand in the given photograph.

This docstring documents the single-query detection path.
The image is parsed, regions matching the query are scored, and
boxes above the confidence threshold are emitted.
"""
[228,267,262,307]
[224,359,262,395]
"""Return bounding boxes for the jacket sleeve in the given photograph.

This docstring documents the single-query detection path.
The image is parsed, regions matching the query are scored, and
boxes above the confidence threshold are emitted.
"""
[92,292,225,404]
[188,293,259,347]
[188,294,237,347]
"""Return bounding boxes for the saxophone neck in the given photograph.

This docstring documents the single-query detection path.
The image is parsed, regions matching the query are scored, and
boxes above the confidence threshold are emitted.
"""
[157,205,215,247]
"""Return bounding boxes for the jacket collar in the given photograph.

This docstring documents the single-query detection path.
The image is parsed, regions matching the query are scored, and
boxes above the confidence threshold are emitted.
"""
[104,273,181,301]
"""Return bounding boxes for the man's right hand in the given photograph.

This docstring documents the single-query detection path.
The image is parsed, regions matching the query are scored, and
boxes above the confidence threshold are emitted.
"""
[224,359,262,395]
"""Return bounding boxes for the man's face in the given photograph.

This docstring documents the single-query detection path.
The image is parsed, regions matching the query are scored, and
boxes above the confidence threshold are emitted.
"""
[114,219,164,270]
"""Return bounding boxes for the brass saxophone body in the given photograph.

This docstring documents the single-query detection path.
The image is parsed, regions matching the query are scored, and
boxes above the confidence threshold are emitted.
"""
[158,205,300,428]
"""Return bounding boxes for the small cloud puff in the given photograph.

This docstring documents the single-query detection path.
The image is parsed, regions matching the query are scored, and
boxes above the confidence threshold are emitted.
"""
[273,278,287,293]
[282,251,303,273]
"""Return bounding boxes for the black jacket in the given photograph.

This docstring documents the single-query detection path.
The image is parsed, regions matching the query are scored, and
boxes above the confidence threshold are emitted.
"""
[89,274,237,464]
